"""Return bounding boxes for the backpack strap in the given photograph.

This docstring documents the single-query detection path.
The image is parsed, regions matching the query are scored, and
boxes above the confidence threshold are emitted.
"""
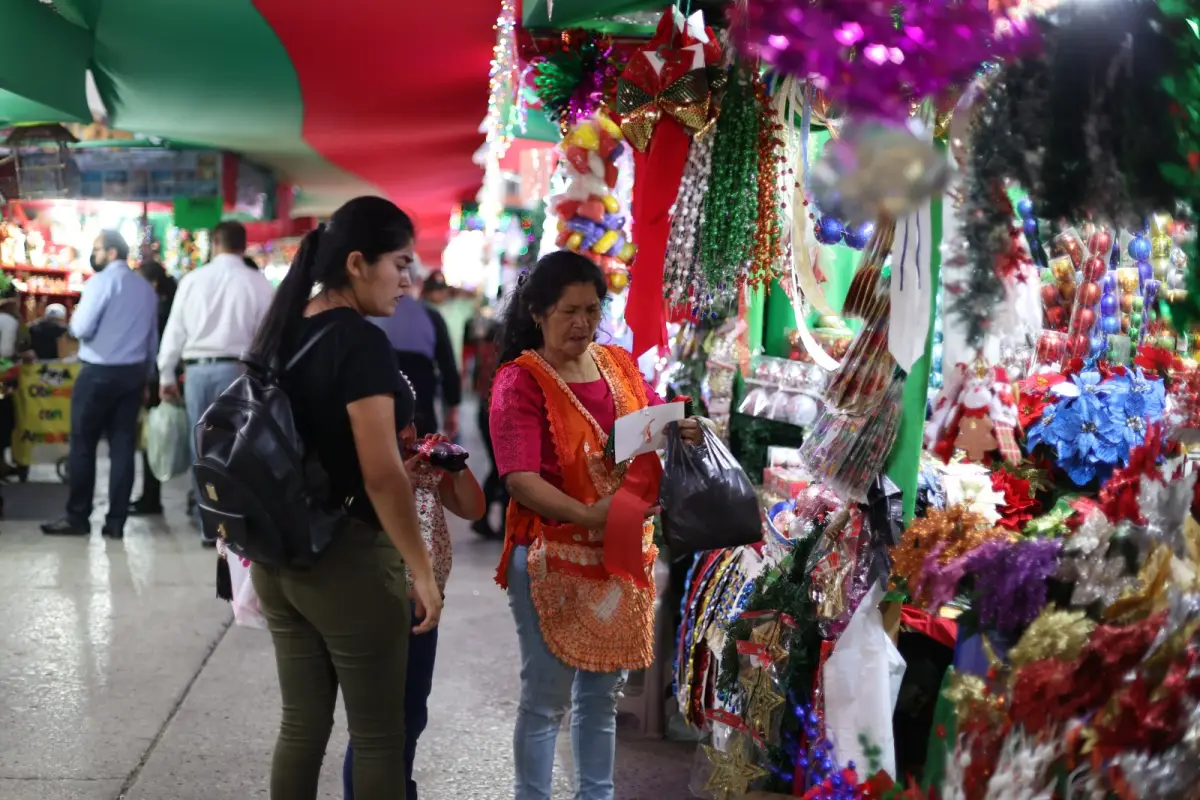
[283,321,340,372]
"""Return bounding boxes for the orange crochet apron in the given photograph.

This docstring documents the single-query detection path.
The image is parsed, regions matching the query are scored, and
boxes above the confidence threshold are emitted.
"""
[495,344,659,673]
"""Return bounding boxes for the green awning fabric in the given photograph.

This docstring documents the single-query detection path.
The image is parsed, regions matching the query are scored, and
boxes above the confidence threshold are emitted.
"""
[0,0,92,122]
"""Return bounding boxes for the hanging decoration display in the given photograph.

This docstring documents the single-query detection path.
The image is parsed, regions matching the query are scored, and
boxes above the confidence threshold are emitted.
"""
[531,30,625,134]
[619,8,723,357]
[483,1,1200,797]
[549,113,637,287]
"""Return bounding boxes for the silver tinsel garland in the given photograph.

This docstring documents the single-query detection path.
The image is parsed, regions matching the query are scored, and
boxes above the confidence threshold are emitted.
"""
[664,131,716,310]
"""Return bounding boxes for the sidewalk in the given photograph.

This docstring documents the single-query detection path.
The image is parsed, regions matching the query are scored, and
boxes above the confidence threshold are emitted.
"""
[0,414,693,799]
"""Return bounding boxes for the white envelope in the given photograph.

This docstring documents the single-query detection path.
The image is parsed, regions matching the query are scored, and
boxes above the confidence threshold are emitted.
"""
[613,403,685,463]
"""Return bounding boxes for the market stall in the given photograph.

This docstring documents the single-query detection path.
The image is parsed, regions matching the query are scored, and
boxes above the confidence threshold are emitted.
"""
[483,1,1200,797]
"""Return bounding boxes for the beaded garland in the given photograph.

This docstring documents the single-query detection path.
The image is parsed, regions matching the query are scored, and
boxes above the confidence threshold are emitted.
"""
[698,60,762,314]
[749,76,785,289]
[664,131,716,310]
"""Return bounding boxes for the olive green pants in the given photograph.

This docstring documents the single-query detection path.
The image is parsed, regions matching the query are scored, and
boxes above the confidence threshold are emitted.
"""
[252,520,410,800]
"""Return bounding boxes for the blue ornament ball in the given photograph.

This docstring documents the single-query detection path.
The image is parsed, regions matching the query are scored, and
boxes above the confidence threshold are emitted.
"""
[1129,236,1152,262]
[1016,197,1034,219]
[1022,217,1039,239]
[1102,315,1120,335]
[842,220,874,250]
[815,217,845,246]
[1102,273,1117,294]
[1100,294,1118,316]
[1091,335,1107,354]
[1137,260,1154,283]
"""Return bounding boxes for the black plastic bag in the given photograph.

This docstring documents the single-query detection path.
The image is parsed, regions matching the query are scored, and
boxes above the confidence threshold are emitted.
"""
[659,421,763,554]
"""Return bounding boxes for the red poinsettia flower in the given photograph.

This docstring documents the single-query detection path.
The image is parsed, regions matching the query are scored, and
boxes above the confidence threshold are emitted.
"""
[1017,372,1067,399]
[1096,362,1128,380]
[1134,345,1184,379]
[991,470,1038,530]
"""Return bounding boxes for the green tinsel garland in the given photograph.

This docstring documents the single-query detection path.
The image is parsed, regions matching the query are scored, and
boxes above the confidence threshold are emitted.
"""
[1158,0,1200,328]
[699,60,761,306]
[717,530,825,793]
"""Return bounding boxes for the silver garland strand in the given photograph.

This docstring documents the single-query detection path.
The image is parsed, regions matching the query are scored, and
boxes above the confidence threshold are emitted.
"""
[664,130,715,309]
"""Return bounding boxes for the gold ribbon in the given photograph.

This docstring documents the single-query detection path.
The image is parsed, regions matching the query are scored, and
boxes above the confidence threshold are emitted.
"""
[615,65,710,152]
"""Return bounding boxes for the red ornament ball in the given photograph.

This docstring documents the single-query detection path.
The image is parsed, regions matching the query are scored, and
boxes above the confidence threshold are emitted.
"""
[1075,308,1096,330]
[1069,333,1089,357]
[1045,306,1066,327]
[1040,285,1060,307]
[1088,230,1113,258]
[1078,281,1101,306]
[1083,257,1107,282]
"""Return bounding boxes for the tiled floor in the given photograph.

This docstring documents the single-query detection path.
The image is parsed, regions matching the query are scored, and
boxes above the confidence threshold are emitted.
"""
[0,408,694,799]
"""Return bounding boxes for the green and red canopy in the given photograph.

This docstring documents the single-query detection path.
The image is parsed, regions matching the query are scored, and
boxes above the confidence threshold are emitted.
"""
[0,0,501,262]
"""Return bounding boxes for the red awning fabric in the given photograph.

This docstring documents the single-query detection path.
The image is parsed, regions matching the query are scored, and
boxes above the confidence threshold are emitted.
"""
[251,0,498,264]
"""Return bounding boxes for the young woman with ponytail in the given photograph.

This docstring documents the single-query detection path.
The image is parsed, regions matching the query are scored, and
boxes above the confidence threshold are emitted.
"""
[489,251,704,800]
[248,196,441,800]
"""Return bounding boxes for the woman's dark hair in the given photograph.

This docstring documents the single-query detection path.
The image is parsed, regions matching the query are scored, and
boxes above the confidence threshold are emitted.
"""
[250,196,414,362]
[497,250,607,364]
[243,256,260,270]
[138,259,176,301]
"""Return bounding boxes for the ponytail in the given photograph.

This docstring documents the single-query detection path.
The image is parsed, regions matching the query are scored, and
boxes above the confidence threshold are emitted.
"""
[247,196,415,368]
[249,225,323,366]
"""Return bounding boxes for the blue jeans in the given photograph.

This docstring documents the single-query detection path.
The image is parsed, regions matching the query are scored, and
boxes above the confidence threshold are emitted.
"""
[342,603,438,800]
[66,363,146,530]
[184,361,243,534]
[508,546,625,800]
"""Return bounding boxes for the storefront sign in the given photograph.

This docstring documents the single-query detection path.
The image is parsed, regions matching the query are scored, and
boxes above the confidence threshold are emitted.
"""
[12,360,77,465]
[71,148,221,202]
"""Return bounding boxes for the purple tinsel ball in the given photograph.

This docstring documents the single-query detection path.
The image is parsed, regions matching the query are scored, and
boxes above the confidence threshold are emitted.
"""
[1022,217,1039,239]
[1137,260,1154,283]
[816,217,845,246]
[1129,235,1152,262]
[731,0,1040,119]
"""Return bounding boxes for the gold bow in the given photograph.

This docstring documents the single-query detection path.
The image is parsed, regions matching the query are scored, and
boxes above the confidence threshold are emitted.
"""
[615,54,711,152]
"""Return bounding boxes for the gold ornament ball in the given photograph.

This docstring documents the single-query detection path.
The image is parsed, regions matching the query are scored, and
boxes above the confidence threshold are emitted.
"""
[607,271,629,292]
[1150,212,1174,238]
[1151,235,1172,259]
[1153,256,1172,281]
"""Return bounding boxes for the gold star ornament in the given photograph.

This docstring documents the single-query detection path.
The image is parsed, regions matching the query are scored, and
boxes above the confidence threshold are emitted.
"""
[701,732,768,799]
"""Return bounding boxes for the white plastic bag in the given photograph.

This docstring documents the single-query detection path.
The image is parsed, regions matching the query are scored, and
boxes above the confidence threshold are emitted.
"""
[147,402,191,482]
[822,581,907,778]
[227,555,268,630]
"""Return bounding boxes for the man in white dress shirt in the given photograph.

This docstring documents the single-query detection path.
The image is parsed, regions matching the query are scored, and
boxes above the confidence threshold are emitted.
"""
[157,221,273,543]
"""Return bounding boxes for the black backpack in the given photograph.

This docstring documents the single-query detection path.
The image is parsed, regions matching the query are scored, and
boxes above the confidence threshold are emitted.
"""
[194,323,347,581]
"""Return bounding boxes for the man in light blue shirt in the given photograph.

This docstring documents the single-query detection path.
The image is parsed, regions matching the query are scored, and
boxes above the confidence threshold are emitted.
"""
[42,230,158,540]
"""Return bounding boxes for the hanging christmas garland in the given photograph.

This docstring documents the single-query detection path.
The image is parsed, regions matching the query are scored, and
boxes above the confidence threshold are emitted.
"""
[531,31,625,132]
[698,60,762,311]
[663,131,716,310]
[748,78,785,289]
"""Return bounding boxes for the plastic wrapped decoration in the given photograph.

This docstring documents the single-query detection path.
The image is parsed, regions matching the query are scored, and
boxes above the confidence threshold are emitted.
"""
[550,114,637,287]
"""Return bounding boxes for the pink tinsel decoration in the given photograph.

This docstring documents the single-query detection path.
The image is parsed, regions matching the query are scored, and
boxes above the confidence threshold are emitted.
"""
[731,0,1040,119]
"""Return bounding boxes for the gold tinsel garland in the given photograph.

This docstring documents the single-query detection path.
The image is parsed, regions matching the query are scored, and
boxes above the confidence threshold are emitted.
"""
[747,74,784,289]
[891,504,1015,591]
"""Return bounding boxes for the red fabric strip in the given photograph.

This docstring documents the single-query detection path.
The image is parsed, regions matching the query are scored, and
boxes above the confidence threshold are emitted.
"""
[602,453,662,588]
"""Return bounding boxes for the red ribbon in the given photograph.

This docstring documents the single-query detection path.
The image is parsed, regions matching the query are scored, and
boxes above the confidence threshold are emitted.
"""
[602,452,662,588]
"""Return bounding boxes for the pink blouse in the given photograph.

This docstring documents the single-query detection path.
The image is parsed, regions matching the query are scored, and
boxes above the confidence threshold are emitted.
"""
[490,362,664,491]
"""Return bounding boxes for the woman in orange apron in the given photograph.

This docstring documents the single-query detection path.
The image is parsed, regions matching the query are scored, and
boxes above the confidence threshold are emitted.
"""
[489,251,702,800]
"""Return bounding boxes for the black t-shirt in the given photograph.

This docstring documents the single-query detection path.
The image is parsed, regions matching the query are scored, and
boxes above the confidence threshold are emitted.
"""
[283,308,416,525]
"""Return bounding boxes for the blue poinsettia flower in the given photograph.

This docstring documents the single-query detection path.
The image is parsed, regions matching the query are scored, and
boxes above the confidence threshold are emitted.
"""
[1070,371,1109,411]
[1100,402,1145,455]
[1027,401,1062,450]
[1124,368,1166,419]
[1046,401,1083,456]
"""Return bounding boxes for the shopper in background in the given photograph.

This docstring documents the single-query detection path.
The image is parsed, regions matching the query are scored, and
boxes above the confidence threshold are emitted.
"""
[470,289,506,540]
[129,260,177,516]
[157,221,274,543]
[247,196,440,800]
[490,251,704,800]
[28,303,69,360]
[42,230,157,539]
[421,270,476,377]
[0,288,23,481]
[371,273,461,438]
